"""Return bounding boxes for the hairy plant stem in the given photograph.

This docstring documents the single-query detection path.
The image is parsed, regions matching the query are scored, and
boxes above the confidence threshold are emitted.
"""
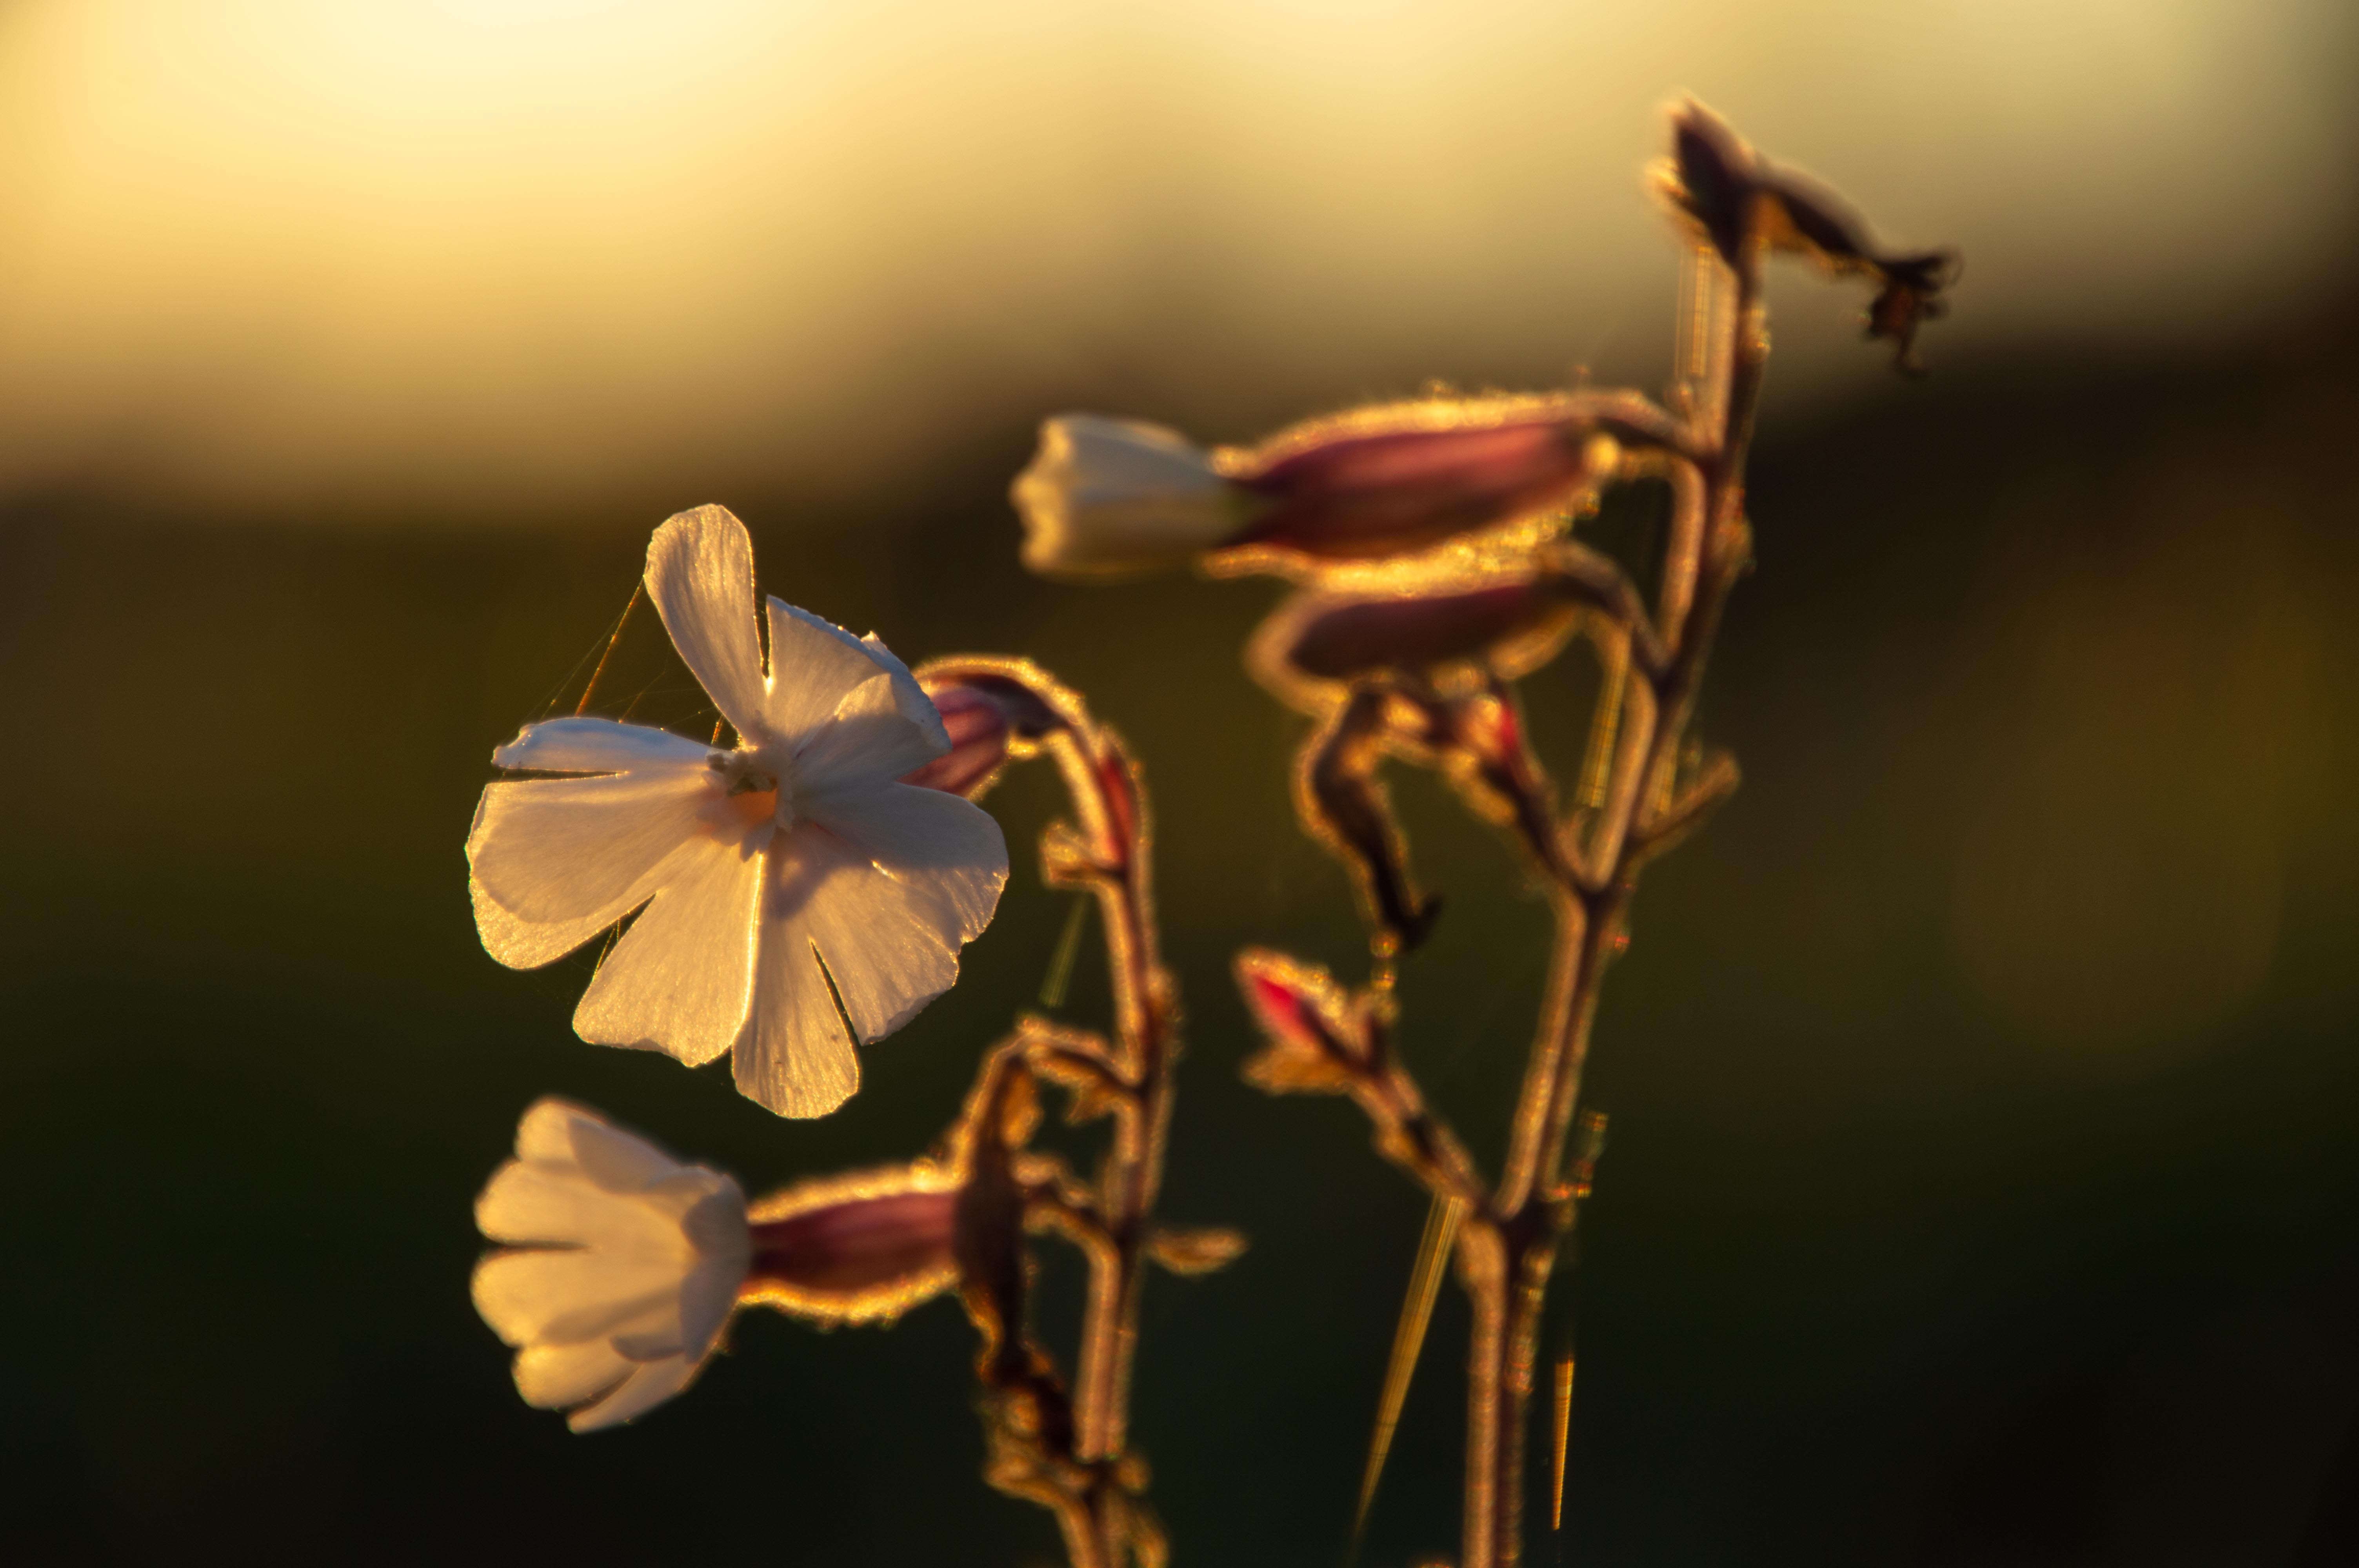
[1448,243,1763,1568]
[917,659,1186,1568]
[1074,750,1175,1469]
[1040,724,1179,1568]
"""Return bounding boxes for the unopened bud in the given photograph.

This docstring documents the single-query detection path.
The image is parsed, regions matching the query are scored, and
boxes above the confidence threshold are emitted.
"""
[1235,948,1370,1094]
[904,663,1078,802]
[1254,573,1579,702]
[900,682,1012,797]
[741,1174,960,1324]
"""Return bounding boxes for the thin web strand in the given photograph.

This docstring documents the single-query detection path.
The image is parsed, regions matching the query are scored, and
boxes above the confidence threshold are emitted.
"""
[574,581,643,716]
[1039,895,1092,1009]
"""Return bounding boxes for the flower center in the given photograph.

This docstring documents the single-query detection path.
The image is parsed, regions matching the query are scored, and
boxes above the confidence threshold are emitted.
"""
[708,746,797,832]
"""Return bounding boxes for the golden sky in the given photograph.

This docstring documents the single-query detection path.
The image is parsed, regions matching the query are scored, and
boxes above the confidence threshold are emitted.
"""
[0,0,2352,514]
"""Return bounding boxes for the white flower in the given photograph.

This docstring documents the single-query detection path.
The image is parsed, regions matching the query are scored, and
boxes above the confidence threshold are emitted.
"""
[1012,414,1252,578]
[467,505,1010,1118]
[472,1098,752,1432]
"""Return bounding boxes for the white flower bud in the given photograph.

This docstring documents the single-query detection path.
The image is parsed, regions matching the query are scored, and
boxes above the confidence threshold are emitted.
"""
[1012,414,1252,579]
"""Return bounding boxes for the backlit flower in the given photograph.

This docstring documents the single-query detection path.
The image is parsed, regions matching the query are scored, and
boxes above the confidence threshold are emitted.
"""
[467,505,1011,1118]
[1012,414,1252,577]
[1014,397,1631,581]
[472,1098,752,1432]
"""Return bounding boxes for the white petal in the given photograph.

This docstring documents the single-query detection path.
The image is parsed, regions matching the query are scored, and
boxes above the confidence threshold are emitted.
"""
[803,782,1009,946]
[676,1191,753,1356]
[471,1248,682,1347]
[491,717,711,773]
[471,874,622,969]
[513,1098,682,1190]
[777,821,985,1043]
[645,505,768,739]
[731,846,860,1118]
[513,1338,632,1411]
[857,632,951,752]
[760,597,901,748]
[1014,414,1245,578]
[467,766,712,927]
[475,1163,644,1248]
[568,1354,700,1432]
[573,834,765,1067]
[794,671,949,793]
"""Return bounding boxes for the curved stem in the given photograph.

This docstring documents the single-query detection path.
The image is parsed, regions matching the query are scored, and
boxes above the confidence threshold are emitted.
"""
[1065,734,1174,1471]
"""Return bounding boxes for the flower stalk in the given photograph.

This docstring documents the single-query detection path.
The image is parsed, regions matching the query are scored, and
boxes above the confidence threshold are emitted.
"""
[917,658,1212,1568]
[1202,103,1948,1566]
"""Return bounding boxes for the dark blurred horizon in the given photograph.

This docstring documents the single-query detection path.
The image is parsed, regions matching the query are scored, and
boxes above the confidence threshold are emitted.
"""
[4,4,2359,1564]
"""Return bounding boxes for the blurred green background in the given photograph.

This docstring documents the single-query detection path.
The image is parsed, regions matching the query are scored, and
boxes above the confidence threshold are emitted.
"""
[3,3,2355,1564]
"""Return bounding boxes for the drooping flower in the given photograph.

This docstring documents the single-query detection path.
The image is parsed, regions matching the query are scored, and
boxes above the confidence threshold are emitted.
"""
[472,1098,754,1432]
[1014,394,1645,581]
[467,505,1010,1118]
[473,1099,968,1431]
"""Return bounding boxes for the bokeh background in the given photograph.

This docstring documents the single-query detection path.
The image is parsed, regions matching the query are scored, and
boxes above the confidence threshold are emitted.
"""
[4,2,2356,1563]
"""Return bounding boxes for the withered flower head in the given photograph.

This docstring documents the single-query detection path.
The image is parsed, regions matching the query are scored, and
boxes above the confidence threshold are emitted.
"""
[1655,97,1760,269]
[1653,98,1957,372]
[1754,167,1959,374]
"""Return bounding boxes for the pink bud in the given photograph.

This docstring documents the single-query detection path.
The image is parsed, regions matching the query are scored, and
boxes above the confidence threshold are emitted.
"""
[900,683,1012,798]
[1234,948,1370,1093]
[902,668,1075,800]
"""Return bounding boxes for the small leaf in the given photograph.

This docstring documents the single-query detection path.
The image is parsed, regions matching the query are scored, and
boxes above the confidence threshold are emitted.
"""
[1146,1226,1249,1276]
[1039,820,1105,888]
